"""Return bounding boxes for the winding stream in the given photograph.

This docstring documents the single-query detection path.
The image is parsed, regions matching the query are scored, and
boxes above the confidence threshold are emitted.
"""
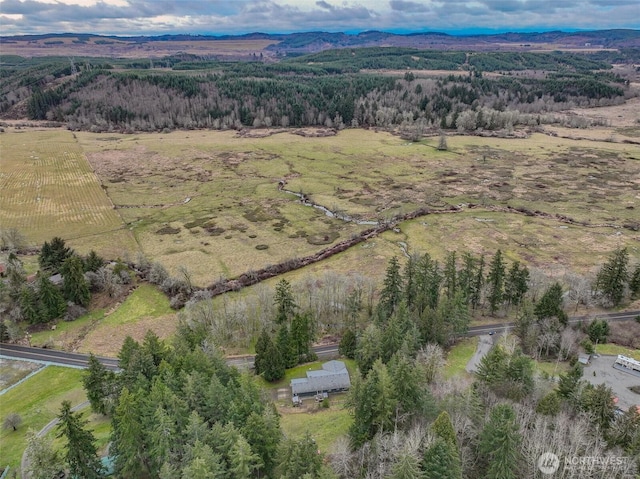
[278,182,379,226]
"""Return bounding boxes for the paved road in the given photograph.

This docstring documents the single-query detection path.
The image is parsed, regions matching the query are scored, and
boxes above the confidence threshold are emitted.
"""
[1,310,638,371]
[0,344,119,371]
[466,334,495,373]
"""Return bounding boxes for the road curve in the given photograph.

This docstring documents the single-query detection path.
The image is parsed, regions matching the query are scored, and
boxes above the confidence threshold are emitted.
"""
[1,310,637,371]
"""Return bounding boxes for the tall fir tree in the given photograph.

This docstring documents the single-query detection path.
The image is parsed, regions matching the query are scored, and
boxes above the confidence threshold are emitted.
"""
[37,273,67,321]
[595,247,629,307]
[443,251,458,300]
[83,353,116,416]
[111,387,150,477]
[274,279,296,324]
[471,254,485,310]
[39,236,73,273]
[504,261,529,307]
[423,438,462,479]
[458,252,477,304]
[20,285,42,324]
[61,255,91,306]
[276,324,297,369]
[534,282,567,324]
[56,400,104,479]
[486,250,506,314]
[478,404,522,479]
[378,256,403,320]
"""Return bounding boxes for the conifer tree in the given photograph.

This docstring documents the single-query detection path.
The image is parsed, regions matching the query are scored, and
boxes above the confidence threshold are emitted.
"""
[534,282,567,324]
[471,254,485,310]
[423,439,462,479]
[390,453,423,479]
[379,256,403,320]
[443,251,458,299]
[84,250,105,272]
[505,261,529,307]
[61,255,91,306]
[486,250,506,314]
[276,324,297,369]
[83,353,115,415]
[56,400,104,479]
[274,279,296,324]
[595,247,629,306]
[629,263,640,299]
[37,273,67,321]
[39,236,73,273]
[20,285,42,324]
[478,404,521,479]
[339,328,357,359]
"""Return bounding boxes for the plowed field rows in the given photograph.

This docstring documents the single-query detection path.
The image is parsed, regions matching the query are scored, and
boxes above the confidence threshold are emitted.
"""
[0,129,129,250]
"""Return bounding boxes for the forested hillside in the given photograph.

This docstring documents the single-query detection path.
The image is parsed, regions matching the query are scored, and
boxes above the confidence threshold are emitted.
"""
[1,49,632,133]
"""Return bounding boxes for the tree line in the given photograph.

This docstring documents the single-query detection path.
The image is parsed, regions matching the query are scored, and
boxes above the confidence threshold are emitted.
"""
[0,50,631,132]
[23,328,332,479]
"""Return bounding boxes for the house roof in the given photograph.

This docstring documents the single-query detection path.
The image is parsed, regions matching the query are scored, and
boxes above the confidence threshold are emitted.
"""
[290,360,351,395]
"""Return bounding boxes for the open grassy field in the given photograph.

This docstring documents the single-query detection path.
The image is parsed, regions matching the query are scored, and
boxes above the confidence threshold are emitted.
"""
[595,343,640,361]
[71,128,639,286]
[30,284,174,357]
[0,128,137,258]
[280,407,351,453]
[443,337,478,379]
[0,366,85,471]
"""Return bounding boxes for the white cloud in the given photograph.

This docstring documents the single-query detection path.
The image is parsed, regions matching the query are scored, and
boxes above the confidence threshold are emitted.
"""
[0,0,637,35]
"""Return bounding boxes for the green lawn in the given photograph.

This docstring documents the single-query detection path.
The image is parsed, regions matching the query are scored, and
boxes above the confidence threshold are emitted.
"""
[444,337,478,379]
[534,359,569,378]
[97,284,171,328]
[596,343,640,361]
[0,366,85,471]
[280,407,352,453]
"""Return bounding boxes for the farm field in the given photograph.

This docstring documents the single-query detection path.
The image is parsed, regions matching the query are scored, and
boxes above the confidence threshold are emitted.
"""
[0,128,137,258]
[70,128,640,286]
[1,118,638,292]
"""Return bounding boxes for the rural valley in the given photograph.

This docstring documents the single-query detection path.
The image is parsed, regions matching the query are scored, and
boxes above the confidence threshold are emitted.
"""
[1,25,640,479]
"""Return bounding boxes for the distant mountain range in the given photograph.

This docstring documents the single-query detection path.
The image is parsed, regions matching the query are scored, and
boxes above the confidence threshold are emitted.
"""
[1,29,638,58]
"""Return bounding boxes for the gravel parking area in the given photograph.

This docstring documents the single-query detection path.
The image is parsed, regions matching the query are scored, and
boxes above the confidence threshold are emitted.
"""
[582,355,640,411]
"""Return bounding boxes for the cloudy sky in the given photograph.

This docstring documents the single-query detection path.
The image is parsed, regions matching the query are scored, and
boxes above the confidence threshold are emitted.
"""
[0,0,638,36]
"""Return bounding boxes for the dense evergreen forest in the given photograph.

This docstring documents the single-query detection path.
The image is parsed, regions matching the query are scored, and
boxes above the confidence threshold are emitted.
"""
[17,248,639,479]
[0,48,635,132]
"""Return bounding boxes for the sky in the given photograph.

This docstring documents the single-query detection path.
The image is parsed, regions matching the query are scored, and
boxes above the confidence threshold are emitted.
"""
[0,0,638,36]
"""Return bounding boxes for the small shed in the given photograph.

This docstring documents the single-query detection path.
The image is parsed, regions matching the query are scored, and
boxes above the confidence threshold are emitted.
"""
[578,353,591,365]
[290,360,351,397]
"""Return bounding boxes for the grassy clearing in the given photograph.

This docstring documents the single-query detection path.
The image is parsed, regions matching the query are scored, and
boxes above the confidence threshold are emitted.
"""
[0,128,137,258]
[596,343,640,361]
[30,308,106,348]
[0,366,85,471]
[73,128,639,286]
[78,284,174,357]
[444,337,478,379]
[279,407,351,453]
[534,360,569,378]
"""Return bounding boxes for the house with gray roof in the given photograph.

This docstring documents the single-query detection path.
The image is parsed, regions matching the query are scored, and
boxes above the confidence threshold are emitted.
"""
[290,360,351,397]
